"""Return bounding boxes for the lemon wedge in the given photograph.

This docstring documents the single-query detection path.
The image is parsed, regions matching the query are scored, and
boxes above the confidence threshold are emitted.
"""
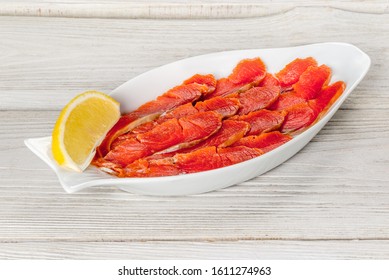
[52,91,120,172]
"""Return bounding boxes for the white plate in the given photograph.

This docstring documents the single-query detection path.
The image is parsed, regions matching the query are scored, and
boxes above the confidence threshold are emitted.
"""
[25,42,370,195]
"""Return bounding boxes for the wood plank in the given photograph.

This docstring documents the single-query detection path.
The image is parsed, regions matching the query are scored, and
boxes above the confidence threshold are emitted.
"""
[1,240,389,259]
[0,9,387,111]
[0,1,387,19]
[1,109,388,241]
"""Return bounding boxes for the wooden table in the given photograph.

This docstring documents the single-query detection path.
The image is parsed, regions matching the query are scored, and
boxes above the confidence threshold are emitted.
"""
[1,1,388,259]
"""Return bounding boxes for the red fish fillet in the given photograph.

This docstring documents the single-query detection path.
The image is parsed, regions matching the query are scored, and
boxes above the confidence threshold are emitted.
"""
[111,97,240,149]
[276,57,317,89]
[92,157,127,177]
[94,56,346,179]
[124,146,263,177]
[97,75,215,157]
[309,81,346,115]
[104,138,151,167]
[258,73,280,87]
[293,65,331,100]
[280,81,344,133]
[183,74,217,93]
[124,158,181,177]
[280,103,317,133]
[233,131,292,152]
[237,86,280,115]
[233,109,287,135]
[157,96,240,124]
[206,58,267,98]
[195,97,241,118]
[182,120,250,152]
[105,111,222,166]
[269,91,306,111]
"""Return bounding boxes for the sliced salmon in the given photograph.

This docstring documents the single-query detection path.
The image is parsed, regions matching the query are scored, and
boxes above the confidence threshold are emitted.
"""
[218,146,264,165]
[229,58,267,84]
[259,73,280,87]
[92,157,127,177]
[183,73,217,94]
[138,111,223,153]
[137,118,185,152]
[233,109,287,135]
[105,111,222,166]
[206,58,267,98]
[233,131,292,152]
[293,65,331,100]
[174,146,263,174]
[131,121,158,134]
[125,145,264,177]
[97,80,212,157]
[157,103,199,124]
[237,86,280,115]
[118,96,240,144]
[190,120,250,150]
[195,97,241,118]
[124,158,180,178]
[279,81,344,133]
[280,103,318,133]
[269,91,306,111]
[309,81,346,115]
[276,57,317,88]
[105,138,151,167]
[95,56,346,178]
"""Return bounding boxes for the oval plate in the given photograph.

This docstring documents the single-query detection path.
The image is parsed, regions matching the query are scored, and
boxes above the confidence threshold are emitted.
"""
[25,42,370,195]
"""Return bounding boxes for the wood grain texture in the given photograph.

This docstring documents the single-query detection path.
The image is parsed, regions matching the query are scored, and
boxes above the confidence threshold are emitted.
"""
[0,8,388,111]
[1,241,389,260]
[1,110,389,243]
[0,1,387,19]
[0,2,389,259]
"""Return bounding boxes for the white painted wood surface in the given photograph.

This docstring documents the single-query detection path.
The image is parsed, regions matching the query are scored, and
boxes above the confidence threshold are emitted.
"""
[0,1,388,259]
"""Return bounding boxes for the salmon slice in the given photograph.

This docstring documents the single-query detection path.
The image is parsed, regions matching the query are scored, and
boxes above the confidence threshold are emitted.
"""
[139,111,223,153]
[180,120,250,153]
[178,145,263,172]
[206,58,267,98]
[131,121,158,134]
[97,76,214,157]
[280,103,318,133]
[258,73,280,87]
[105,138,151,167]
[124,158,181,177]
[293,65,331,100]
[158,96,240,124]
[195,97,241,118]
[114,96,240,148]
[183,74,217,93]
[92,157,127,177]
[125,146,263,177]
[233,109,287,136]
[137,118,185,152]
[233,131,292,153]
[105,111,222,166]
[280,81,345,133]
[269,91,306,111]
[218,146,264,166]
[276,57,317,89]
[237,86,280,115]
[197,120,250,148]
[157,103,199,124]
[229,58,267,85]
[309,81,346,115]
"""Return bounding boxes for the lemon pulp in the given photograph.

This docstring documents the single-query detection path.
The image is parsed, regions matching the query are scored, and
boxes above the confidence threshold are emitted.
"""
[52,91,120,172]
